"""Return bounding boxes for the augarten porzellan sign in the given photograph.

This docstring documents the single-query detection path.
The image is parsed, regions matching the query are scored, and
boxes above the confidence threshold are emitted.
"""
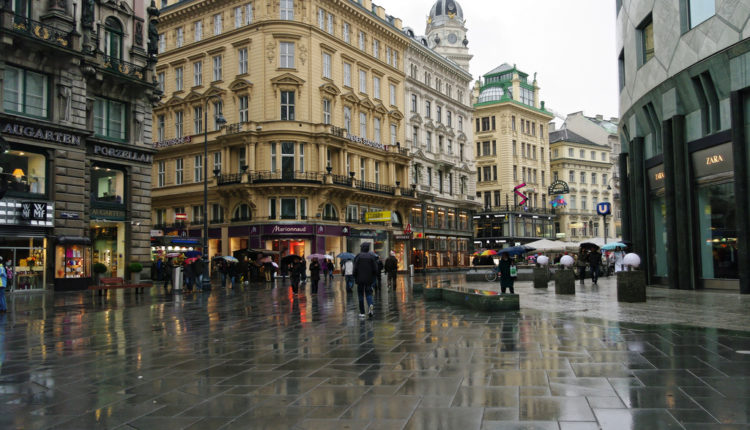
[93,145,153,163]
[2,122,82,146]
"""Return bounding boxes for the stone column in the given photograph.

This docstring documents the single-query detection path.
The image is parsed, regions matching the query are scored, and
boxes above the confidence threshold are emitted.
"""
[662,118,680,287]
[671,115,695,290]
[731,91,750,294]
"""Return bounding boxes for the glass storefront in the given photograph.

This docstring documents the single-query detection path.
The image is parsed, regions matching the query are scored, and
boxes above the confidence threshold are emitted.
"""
[697,182,738,279]
[92,222,125,277]
[0,237,46,291]
[55,243,91,280]
[650,195,668,277]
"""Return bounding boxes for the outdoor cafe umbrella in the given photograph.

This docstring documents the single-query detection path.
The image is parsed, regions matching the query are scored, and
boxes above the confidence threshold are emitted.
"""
[336,252,355,260]
[481,249,498,256]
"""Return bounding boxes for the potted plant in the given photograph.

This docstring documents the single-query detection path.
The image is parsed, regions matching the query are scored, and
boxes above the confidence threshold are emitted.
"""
[129,262,143,283]
[92,263,107,285]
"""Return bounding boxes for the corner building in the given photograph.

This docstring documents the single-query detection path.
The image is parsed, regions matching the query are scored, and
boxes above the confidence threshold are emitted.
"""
[617,0,750,293]
[152,0,415,263]
[0,1,157,290]
[401,0,478,271]
[472,64,555,249]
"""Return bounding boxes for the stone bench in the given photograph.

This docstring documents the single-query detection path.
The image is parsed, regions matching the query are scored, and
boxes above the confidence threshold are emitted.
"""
[423,284,520,311]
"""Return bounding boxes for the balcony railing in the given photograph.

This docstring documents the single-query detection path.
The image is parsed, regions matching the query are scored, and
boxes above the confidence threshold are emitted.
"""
[217,173,243,185]
[249,171,323,183]
[477,206,557,215]
[224,122,249,135]
[331,174,352,186]
[210,218,224,224]
[8,14,73,49]
[356,180,394,195]
[101,54,147,80]
[400,187,416,198]
[322,215,339,221]
[230,216,252,223]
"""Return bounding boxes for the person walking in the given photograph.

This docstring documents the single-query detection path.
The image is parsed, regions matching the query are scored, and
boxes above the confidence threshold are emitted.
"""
[588,249,602,285]
[385,251,398,290]
[327,258,334,282]
[290,260,303,294]
[496,253,516,294]
[613,247,626,273]
[193,257,204,291]
[183,259,195,292]
[228,261,239,289]
[353,242,378,318]
[300,254,307,285]
[343,258,354,292]
[0,257,8,313]
[576,251,588,284]
[374,255,384,293]
[309,258,321,294]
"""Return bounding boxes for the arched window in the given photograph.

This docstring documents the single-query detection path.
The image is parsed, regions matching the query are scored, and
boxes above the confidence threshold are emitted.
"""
[232,203,251,221]
[104,17,123,59]
[391,211,403,226]
[323,203,338,220]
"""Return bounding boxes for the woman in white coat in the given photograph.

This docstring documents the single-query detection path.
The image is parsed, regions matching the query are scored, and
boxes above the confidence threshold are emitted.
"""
[613,247,626,272]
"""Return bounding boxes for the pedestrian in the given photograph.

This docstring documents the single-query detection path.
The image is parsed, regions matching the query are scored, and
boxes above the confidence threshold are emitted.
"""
[385,251,398,290]
[238,256,249,285]
[0,257,7,313]
[263,260,273,282]
[343,258,354,292]
[374,255,384,292]
[327,257,334,282]
[183,259,194,292]
[613,247,625,272]
[300,254,307,284]
[353,242,378,318]
[588,248,602,285]
[472,255,480,266]
[4,260,12,292]
[576,251,588,284]
[193,257,204,291]
[218,259,229,288]
[228,261,239,289]
[309,258,321,294]
[290,259,303,294]
[496,253,516,294]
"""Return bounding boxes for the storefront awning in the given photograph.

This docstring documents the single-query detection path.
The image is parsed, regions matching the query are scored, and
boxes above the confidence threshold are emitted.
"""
[57,236,92,245]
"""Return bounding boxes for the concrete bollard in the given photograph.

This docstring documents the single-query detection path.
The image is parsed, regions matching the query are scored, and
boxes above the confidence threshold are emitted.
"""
[617,270,646,302]
[555,268,576,294]
[533,267,549,289]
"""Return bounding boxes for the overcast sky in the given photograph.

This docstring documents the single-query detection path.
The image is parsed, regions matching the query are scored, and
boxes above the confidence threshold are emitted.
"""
[375,0,620,121]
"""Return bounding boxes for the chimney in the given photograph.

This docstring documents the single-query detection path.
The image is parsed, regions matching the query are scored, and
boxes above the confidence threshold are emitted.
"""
[549,122,556,132]
[362,0,372,10]
[393,17,402,30]
[375,6,386,19]
[596,114,603,121]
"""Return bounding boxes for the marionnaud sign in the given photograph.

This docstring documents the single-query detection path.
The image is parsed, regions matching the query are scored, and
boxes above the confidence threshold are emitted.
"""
[262,224,314,235]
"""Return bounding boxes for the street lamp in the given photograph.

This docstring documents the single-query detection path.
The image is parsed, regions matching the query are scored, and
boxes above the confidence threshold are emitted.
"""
[202,95,226,291]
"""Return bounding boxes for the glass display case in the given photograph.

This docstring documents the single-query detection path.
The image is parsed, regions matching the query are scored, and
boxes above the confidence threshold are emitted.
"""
[54,237,92,290]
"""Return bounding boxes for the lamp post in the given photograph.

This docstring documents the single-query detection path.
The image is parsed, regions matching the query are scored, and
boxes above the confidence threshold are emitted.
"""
[202,95,226,291]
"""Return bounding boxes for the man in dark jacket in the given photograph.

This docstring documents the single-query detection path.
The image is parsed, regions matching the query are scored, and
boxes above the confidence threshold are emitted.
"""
[588,249,602,285]
[384,251,398,290]
[353,242,378,318]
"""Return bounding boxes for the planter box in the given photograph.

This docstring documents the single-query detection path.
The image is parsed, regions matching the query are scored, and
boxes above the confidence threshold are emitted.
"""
[617,270,646,302]
[555,269,576,294]
[533,267,549,289]
[442,288,520,311]
[424,286,443,301]
[412,282,424,293]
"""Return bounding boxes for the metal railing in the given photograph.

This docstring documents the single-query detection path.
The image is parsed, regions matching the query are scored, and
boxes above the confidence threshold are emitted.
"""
[101,54,147,80]
[224,122,249,135]
[356,180,394,195]
[217,173,243,185]
[8,14,73,49]
[230,216,252,223]
[331,174,352,186]
[210,218,224,224]
[400,187,416,197]
[249,171,323,183]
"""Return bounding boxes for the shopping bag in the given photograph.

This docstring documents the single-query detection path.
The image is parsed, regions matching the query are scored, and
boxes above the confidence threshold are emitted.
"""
[509,266,517,277]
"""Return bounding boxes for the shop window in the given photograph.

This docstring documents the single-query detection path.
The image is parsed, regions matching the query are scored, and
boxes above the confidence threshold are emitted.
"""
[3,65,49,119]
[1,149,46,195]
[55,239,91,280]
[91,166,124,206]
[697,182,738,279]
[93,97,127,141]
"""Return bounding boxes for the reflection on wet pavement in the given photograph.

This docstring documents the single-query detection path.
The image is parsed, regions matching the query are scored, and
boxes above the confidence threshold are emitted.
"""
[0,274,749,429]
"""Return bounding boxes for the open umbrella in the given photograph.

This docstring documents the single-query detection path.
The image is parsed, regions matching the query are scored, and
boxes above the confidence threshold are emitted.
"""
[579,242,599,250]
[601,242,626,251]
[481,249,498,256]
[280,254,302,266]
[271,262,279,268]
[306,253,326,260]
[184,250,201,258]
[259,256,272,263]
[219,255,239,263]
[166,252,181,258]
[498,246,530,256]
[324,255,334,260]
[184,257,199,265]
[337,252,355,260]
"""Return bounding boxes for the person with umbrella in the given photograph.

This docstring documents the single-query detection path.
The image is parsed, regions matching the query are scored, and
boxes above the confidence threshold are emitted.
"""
[385,251,399,290]
[183,258,195,292]
[309,258,321,294]
[353,242,378,318]
[587,247,603,285]
[193,256,204,291]
[341,254,354,292]
[496,252,516,294]
[290,258,303,294]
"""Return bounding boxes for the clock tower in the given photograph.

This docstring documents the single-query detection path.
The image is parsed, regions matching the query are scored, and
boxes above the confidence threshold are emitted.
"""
[425,0,472,73]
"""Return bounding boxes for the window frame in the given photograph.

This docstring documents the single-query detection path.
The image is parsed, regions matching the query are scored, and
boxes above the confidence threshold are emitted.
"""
[2,65,50,119]
[93,97,127,142]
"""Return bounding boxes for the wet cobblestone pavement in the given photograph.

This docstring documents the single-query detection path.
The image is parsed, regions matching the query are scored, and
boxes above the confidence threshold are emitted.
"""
[1,274,750,429]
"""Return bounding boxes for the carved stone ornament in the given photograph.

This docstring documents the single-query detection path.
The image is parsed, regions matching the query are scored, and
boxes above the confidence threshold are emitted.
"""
[298,44,307,65]
[266,41,275,64]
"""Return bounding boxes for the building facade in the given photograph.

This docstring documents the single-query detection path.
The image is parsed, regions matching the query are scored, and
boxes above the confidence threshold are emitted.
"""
[472,64,555,249]
[152,0,416,266]
[401,1,478,271]
[0,0,157,290]
[617,0,749,293]
[549,127,615,242]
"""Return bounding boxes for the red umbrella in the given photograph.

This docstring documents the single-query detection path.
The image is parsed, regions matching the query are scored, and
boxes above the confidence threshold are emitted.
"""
[184,257,199,265]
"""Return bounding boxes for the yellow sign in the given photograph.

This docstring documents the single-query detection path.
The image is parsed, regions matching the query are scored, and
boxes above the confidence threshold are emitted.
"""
[364,211,391,222]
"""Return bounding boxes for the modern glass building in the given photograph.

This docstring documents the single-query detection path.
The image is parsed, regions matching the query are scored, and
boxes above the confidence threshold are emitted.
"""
[617,0,749,293]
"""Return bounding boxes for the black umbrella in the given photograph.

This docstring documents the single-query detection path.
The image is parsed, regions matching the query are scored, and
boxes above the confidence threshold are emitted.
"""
[579,242,599,250]
[280,254,302,266]
[497,246,531,256]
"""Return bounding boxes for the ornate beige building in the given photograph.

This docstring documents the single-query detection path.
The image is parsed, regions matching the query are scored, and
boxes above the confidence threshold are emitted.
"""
[472,64,555,248]
[151,0,416,264]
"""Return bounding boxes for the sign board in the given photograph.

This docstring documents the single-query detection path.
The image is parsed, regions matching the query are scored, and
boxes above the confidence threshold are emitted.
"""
[175,213,187,221]
[394,233,412,240]
[648,164,665,190]
[150,229,164,237]
[691,142,734,179]
[20,202,47,220]
[547,180,570,195]
[404,223,412,234]
[596,202,612,216]
[364,211,391,223]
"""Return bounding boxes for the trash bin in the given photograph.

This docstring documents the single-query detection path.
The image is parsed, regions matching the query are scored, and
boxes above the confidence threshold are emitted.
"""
[409,264,414,277]
[172,266,183,293]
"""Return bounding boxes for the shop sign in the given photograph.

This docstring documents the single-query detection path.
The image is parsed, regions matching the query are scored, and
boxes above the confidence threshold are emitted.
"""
[91,208,126,219]
[404,224,412,234]
[648,164,665,190]
[153,135,192,148]
[262,224,313,235]
[596,202,611,216]
[20,202,47,220]
[1,121,82,146]
[175,213,187,221]
[692,142,734,179]
[315,225,350,236]
[150,229,164,237]
[350,229,377,238]
[93,145,153,164]
[60,212,80,219]
[394,233,412,240]
[364,211,391,223]
[547,180,570,195]
[331,126,385,150]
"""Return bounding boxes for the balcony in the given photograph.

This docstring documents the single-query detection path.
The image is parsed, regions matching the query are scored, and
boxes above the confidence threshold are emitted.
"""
[224,122,249,135]
[100,54,147,81]
[400,187,416,198]
[249,171,323,183]
[6,13,73,49]
[356,180,394,195]
[217,173,243,185]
